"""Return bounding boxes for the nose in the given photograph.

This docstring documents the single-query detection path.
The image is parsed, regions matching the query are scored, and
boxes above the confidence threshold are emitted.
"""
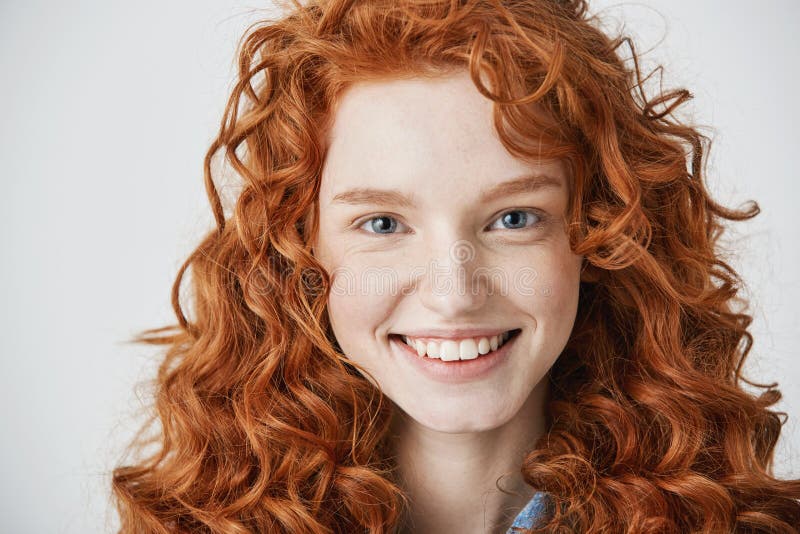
[414,236,489,318]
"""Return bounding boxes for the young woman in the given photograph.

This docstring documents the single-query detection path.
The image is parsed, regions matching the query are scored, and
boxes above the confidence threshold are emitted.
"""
[112,0,800,532]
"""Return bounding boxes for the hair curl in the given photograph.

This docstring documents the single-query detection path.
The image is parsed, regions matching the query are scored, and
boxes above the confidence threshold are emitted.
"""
[112,0,800,532]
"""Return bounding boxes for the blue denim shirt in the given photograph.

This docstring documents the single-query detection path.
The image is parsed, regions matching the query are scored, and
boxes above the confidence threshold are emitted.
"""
[506,491,551,533]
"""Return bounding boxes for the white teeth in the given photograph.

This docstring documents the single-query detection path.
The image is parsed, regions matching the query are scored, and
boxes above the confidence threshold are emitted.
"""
[398,330,518,360]
[459,338,479,360]
[440,340,460,361]
[426,341,441,359]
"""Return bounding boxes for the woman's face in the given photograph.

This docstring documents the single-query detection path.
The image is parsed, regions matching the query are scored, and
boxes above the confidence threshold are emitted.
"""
[313,70,582,433]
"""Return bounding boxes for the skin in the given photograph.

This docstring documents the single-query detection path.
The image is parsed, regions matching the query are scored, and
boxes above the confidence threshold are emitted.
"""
[312,69,583,534]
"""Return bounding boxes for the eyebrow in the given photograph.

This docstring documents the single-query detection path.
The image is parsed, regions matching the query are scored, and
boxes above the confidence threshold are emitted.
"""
[330,173,562,208]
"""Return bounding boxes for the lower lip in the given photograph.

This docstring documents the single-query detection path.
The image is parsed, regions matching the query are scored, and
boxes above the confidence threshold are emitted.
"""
[391,332,518,384]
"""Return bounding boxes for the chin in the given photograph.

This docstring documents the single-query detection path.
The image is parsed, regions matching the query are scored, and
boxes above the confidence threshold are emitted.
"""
[401,395,519,433]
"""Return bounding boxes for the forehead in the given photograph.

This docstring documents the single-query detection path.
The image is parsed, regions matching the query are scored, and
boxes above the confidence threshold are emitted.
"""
[320,70,565,199]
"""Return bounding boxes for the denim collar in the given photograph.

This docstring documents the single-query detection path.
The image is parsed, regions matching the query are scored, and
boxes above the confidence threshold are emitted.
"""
[506,491,551,532]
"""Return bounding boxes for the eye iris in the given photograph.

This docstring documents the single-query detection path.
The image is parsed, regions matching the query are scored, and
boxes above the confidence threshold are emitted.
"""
[502,211,528,229]
[370,216,396,233]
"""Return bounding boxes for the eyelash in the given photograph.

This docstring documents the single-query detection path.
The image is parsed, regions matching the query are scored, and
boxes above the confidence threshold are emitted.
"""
[354,209,547,236]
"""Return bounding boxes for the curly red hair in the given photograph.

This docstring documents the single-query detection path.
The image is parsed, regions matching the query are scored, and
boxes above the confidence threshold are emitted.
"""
[112,0,800,532]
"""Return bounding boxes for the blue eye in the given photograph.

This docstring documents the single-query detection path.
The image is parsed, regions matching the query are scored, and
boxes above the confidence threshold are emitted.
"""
[359,215,408,235]
[488,210,542,230]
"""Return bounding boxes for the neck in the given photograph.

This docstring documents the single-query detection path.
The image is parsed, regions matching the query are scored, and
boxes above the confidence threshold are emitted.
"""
[389,381,548,534]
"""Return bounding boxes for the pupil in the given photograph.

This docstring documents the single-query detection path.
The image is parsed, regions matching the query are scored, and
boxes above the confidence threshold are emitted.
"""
[371,216,394,233]
[503,211,526,228]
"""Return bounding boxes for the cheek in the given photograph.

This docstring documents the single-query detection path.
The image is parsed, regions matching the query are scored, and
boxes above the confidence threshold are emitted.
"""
[327,291,377,339]
[543,249,582,303]
[511,243,582,324]
[540,254,582,357]
[505,240,582,300]
[324,261,398,360]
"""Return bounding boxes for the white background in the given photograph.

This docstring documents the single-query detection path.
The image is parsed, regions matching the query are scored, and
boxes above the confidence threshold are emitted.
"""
[1,1,797,532]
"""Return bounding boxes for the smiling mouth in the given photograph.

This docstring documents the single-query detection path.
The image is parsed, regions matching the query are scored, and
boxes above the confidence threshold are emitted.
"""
[389,328,522,361]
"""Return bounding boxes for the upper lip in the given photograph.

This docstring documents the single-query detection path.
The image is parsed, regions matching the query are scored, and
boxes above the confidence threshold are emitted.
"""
[392,327,518,340]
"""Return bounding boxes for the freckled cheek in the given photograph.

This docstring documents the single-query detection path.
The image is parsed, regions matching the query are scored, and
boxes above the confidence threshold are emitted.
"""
[506,249,581,319]
[546,254,581,297]
[325,264,400,357]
